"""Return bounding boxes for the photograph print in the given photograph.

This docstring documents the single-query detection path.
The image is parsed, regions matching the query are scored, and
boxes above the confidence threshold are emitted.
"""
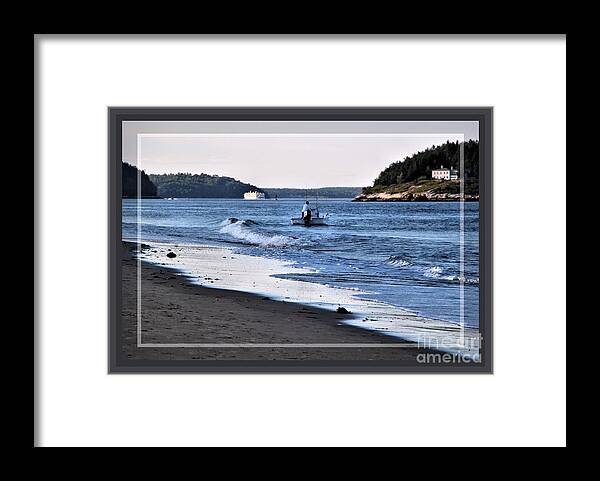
[109,108,492,372]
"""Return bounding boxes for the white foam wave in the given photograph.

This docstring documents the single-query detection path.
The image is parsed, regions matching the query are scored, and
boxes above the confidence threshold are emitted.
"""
[424,266,444,278]
[219,221,297,248]
[423,266,479,284]
[387,256,411,267]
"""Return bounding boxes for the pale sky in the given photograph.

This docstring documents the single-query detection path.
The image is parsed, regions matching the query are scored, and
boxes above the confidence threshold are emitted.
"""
[124,121,478,188]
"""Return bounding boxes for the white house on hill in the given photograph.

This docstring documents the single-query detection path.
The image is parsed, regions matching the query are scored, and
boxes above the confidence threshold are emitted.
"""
[431,165,459,180]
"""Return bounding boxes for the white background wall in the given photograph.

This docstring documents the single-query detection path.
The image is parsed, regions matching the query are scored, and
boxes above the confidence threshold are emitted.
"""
[36,35,566,447]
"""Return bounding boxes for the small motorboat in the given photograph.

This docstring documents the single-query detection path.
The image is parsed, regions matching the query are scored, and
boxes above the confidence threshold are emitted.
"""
[290,197,328,226]
[290,214,327,226]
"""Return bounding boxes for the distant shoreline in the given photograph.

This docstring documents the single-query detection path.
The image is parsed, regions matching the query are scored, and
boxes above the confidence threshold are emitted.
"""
[353,193,479,202]
[121,196,477,201]
[355,178,479,202]
[121,196,355,200]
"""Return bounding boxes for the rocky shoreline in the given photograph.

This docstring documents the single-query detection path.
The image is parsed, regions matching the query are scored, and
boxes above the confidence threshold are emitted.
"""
[353,192,479,202]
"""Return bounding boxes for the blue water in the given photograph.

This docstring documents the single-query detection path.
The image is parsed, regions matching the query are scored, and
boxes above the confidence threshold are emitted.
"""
[123,198,479,328]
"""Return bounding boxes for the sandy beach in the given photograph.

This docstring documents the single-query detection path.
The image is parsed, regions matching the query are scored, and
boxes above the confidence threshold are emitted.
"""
[119,241,444,362]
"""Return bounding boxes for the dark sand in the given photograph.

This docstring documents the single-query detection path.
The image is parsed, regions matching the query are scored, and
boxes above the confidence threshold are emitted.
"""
[120,242,437,362]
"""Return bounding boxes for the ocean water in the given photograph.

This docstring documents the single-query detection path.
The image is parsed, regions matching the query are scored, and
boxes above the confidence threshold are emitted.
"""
[123,198,479,328]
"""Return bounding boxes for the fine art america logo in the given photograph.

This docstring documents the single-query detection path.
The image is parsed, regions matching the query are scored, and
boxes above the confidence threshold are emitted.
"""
[416,335,483,364]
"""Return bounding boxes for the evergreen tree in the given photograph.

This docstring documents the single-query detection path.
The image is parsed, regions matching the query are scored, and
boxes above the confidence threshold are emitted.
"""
[122,162,158,198]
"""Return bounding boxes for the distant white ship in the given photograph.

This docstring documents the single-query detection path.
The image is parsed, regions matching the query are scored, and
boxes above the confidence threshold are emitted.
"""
[243,191,266,200]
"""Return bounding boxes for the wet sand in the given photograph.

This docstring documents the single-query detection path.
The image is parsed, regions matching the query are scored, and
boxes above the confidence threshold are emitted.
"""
[120,242,438,363]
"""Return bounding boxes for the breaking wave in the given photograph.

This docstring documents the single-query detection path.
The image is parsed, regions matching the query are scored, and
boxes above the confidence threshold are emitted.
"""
[422,266,479,284]
[219,218,297,248]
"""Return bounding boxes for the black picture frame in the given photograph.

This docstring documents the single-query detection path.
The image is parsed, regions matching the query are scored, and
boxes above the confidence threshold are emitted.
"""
[109,107,493,373]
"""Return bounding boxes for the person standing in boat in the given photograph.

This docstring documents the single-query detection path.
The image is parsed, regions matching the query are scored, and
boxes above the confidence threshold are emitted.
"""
[302,201,312,226]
